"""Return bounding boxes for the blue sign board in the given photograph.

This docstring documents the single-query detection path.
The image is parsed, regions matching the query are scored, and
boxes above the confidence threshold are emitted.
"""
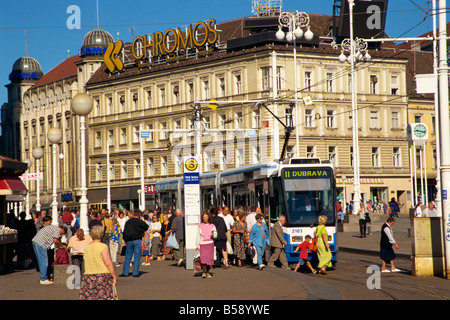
[184,172,200,184]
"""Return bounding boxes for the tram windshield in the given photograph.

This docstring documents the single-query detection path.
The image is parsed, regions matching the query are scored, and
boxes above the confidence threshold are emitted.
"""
[281,168,336,227]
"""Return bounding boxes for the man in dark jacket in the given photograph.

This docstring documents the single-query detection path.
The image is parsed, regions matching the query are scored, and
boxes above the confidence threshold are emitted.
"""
[171,209,185,266]
[120,209,148,277]
[211,207,229,268]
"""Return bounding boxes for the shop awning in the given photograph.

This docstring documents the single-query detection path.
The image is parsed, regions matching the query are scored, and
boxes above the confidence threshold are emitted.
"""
[0,177,27,196]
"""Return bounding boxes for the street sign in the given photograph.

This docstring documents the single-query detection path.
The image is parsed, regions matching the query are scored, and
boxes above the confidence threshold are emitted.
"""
[140,131,150,139]
[183,156,201,270]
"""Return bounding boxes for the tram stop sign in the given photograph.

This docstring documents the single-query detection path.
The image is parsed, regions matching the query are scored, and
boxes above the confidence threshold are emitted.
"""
[183,156,201,269]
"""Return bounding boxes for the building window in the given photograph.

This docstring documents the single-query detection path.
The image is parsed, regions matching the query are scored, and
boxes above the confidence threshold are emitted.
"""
[204,150,212,172]
[203,116,211,130]
[234,74,242,95]
[306,146,315,158]
[202,79,209,100]
[347,73,352,92]
[107,96,113,114]
[326,110,335,128]
[252,109,260,128]
[221,150,228,169]
[174,154,182,174]
[160,122,167,140]
[391,76,399,95]
[96,163,102,181]
[173,85,180,105]
[261,66,282,91]
[326,73,333,92]
[286,146,295,159]
[350,147,354,167]
[132,92,138,111]
[372,147,380,167]
[393,147,401,167]
[119,95,125,113]
[218,77,226,97]
[328,146,337,166]
[133,126,140,143]
[108,161,114,180]
[147,157,154,176]
[304,71,312,91]
[120,128,127,145]
[285,107,293,127]
[414,115,421,123]
[370,75,378,94]
[134,159,141,178]
[146,90,152,108]
[305,109,314,128]
[370,111,379,129]
[121,160,127,179]
[236,147,244,167]
[253,146,261,164]
[219,114,226,130]
[187,82,194,102]
[108,129,114,146]
[235,112,243,129]
[95,131,101,148]
[147,123,154,141]
[391,112,399,129]
[161,156,168,175]
[159,87,166,106]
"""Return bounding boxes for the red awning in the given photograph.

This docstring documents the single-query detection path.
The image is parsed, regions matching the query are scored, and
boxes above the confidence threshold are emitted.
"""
[0,177,27,196]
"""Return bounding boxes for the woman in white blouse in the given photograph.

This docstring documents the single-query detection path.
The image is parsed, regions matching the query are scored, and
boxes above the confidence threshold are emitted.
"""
[149,214,162,260]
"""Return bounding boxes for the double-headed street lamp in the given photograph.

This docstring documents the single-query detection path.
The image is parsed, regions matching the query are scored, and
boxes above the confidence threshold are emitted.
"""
[333,0,370,214]
[275,11,313,158]
[71,93,93,232]
[48,127,62,225]
[32,147,44,212]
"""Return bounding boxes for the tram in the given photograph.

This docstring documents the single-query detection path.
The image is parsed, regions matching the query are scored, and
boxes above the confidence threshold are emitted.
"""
[155,157,337,264]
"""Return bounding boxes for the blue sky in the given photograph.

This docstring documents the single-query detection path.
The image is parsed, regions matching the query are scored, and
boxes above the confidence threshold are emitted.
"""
[0,0,441,104]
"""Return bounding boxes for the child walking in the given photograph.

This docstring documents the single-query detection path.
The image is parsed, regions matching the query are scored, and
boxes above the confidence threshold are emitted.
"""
[293,235,316,273]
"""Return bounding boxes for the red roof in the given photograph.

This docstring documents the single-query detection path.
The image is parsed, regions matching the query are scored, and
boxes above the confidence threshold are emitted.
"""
[31,55,81,88]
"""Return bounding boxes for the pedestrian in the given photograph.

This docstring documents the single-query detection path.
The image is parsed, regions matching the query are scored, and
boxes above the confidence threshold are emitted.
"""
[231,211,249,267]
[267,215,290,269]
[120,209,149,277]
[414,202,423,217]
[336,201,344,223]
[388,197,400,217]
[358,202,368,238]
[149,214,161,260]
[196,211,217,278]
[248,213,270,270]
[141,228,151,266]
[171,209,185,267]
[293,235,316,273]
[158,214,172,261]
[380,217,400,272]
[79,225,117,300]
[61,210,74,240]
[211,207,229,268]
[16,211,36,269]
[102,213,113,247]
[31,215,66,285]
[109,218,122,267]
[314,215,332,275]
[423,202,438,217]
[67,228,92,275]
[32,211,44,231]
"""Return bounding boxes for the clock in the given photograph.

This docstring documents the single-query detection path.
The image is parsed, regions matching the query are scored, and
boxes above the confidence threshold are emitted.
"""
[413,124,427,138]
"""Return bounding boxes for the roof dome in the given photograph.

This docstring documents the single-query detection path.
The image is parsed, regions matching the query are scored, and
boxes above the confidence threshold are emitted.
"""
[82,29,114,47]
[12,56,42,73]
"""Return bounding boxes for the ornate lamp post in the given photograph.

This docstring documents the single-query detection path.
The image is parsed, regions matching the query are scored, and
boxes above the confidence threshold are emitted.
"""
[275,11,314,157]
[333,0,370,214]
[47,127,62,225]
[23,158,32,218]
[32,147,44,212]
[71,93,93,232]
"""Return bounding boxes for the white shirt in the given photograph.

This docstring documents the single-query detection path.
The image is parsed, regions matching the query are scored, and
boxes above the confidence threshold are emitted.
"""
[414,206,422,217]
[219,213,234,231]
[423,208,438,217]
[246,212,257,232]
[117,216,129,231]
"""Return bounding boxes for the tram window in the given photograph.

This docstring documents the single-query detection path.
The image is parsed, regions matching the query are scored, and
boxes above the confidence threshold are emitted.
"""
[269,178,283,222]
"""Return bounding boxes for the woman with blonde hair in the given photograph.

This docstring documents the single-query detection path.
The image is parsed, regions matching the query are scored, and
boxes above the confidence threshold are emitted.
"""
[79,225,117,300]
[314,215,332,275]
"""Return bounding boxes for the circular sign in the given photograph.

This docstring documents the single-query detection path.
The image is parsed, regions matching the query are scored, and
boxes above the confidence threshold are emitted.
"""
[185,157,198,172]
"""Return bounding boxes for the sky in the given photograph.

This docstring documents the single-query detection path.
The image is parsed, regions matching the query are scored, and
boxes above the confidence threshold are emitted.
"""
[0,0,443,105]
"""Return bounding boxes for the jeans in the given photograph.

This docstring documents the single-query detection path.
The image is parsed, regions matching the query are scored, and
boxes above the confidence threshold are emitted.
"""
[255,245,264,266]
[359,219,367,237]
[32,241,48,281]
[122,239,142,276]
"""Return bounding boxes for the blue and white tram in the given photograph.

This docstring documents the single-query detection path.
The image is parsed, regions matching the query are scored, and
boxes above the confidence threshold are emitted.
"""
[155,157,337,264]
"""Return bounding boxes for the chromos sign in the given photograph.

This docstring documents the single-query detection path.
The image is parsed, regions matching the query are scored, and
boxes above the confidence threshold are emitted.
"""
[132,19,218,68]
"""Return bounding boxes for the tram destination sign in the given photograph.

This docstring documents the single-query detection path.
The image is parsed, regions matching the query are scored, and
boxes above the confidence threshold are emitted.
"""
[283,168,332,179]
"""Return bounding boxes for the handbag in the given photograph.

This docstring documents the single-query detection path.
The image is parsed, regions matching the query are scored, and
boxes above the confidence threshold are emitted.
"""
[112,284,119,300]
[166,233,179,249]
[193,251,202,273]
[309,236,318,253]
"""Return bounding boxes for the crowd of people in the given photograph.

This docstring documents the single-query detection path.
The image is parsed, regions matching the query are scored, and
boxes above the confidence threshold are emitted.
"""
[5,204,335,300]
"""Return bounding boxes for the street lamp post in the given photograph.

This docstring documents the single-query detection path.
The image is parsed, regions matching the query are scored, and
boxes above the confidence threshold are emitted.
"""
[23,159,32,218]
[334,0,371,214]
[47,127,63,225]
[71,93,93,232]
[32,147,44,212]
[276,11,313,157]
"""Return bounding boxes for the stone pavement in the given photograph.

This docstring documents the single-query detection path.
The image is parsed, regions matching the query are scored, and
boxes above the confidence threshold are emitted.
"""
[0,213,442,304]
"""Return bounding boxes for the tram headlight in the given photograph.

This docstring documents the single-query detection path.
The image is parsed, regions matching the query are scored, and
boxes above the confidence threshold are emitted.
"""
[292,236,303,243]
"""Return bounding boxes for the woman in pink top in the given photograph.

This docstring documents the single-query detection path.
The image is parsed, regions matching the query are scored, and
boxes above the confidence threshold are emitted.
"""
[196,212,217,278]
